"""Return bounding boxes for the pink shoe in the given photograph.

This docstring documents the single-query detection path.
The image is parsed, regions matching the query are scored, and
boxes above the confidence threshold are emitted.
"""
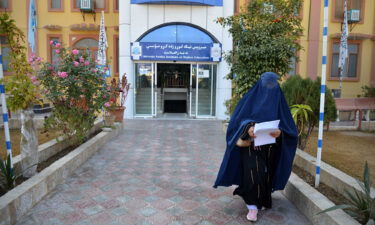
[246,209,258,222]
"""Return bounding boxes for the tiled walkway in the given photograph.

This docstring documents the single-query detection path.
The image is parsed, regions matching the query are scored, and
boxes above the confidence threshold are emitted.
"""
[17,120,311,225]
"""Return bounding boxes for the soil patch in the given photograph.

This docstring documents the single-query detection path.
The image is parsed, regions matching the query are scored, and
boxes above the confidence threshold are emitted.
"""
[0,129,101,197]
[37,129,101,172]
[0,129,61,160]
[292,165,364,224]
[304,131,375,184]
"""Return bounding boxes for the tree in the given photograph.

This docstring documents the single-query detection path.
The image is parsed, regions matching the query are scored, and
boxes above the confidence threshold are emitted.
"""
[217,0,303,115]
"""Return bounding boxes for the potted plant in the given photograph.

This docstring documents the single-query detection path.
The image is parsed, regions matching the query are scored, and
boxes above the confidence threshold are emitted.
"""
[36,42,108,144]
[104,73,130,122]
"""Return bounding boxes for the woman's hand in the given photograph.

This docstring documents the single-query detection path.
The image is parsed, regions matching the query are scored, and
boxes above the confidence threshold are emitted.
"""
[270,129,281,138]
[247,126,256,138]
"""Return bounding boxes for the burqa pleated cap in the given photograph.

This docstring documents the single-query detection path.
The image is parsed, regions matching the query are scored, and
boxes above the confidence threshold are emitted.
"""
[260,72,279,89]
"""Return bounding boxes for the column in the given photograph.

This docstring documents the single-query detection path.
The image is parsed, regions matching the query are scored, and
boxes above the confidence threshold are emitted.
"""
[119,0,134,118]
[216,0,233,120]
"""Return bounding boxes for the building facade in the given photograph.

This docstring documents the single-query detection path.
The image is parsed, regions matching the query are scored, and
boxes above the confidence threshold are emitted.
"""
[235,0,375,99]
[119,0,233,119]
[0,0,120,83]
[2,0,373,120]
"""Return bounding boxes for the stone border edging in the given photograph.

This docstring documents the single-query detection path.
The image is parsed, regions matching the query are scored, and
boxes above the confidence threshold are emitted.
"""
[294,149,375,199]
[0,123,123,225]
[11,120,104,175]
[284,173,360,225]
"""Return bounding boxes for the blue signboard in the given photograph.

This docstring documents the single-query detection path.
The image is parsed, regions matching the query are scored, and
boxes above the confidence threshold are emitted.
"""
[131,0,222,6]
[131,42,222,62]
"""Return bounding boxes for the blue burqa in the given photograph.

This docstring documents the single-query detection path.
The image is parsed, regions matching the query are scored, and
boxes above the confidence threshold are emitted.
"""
[214,72,298,191]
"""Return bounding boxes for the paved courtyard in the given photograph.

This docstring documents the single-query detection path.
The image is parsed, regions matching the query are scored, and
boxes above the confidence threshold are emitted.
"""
[17,120,310,225]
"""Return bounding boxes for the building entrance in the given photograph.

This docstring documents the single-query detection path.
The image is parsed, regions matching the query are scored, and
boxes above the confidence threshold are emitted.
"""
[158,63,190,113]
[134,62,216,118]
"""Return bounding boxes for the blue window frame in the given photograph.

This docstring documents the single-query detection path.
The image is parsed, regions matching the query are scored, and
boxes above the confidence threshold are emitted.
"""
[139,24,215,44]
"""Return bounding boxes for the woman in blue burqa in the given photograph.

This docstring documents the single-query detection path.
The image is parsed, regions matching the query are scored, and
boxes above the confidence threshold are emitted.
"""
[214,72,298,222]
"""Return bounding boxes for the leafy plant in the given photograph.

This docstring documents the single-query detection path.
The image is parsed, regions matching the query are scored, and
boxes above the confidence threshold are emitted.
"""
[281,75,337,149]
[290,104,313,136]
[0,13,40,111]
[217,0,303,114]
[36,42,107,144]
[361,86,375,98]
[103,73,131,111]
[318,162,375,225]
[0,155,16,192]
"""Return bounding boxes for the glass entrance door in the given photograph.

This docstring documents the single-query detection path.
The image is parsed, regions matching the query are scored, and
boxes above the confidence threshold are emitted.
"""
[134,63,155,116]
[189,64,216,118]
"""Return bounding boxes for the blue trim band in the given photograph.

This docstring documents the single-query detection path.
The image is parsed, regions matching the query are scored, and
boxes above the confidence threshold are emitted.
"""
[316,166,321,175]
[318,139,323,148]
[321,85,326,94]
[320,113,324,121]
[0,85,4,94]
[322,56,327,65]
[2,113,8,123]
[323,27,328,36]
[0,55,2,65]
[324,0,328,7]
[6,141,11,150]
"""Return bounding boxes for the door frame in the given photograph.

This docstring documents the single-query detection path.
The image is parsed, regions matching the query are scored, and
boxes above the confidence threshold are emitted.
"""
[192,63,217,119]
[133,61,218,118]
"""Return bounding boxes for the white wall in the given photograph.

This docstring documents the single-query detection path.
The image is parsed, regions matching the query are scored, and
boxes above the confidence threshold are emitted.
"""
[120,1,233,120]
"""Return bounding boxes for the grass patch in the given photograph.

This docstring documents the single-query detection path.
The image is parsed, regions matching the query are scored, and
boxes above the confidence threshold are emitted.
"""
[305,130,375,186]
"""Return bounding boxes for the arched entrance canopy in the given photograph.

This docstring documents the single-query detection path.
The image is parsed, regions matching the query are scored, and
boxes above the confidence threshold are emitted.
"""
[132,23,222,62]
[137,23,219,44]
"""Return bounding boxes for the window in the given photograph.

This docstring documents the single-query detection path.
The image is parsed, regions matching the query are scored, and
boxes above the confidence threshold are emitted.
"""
[49,0,63,11]
[52,0,61,8]
[0,0,10,10]
[0,36,10,72]
[331,41,360,79]
[334,0,362,21]
[47,35,62,64]
[95,0,105,8]
[73,37,99,60]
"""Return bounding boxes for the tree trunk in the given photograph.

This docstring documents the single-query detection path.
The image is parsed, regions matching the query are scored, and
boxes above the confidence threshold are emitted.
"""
[20,108,38,178]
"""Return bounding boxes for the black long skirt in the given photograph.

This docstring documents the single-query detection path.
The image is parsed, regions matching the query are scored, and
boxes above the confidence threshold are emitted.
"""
[233,144,276,209]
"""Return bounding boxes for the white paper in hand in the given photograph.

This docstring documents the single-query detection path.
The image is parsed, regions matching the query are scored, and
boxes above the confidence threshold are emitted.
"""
[253,120,280,147]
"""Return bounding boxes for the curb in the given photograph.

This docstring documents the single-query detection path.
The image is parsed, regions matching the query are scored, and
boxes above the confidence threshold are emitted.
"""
[11,120,104,176]
[0,123,123,225]
[284,173,360,225]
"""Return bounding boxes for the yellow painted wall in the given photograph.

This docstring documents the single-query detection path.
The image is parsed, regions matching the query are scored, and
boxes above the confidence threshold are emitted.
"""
[323,0,375,98]
[4,0,119,78]
[237,0,375,98]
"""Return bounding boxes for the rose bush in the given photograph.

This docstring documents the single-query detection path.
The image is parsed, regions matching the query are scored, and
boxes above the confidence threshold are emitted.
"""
[36,41,108,143]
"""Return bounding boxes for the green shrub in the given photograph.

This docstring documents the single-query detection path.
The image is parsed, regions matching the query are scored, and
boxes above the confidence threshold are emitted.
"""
[281,75,337,149]
[36,43,107,144]
[218,0,303,115]
[361,86,375,98]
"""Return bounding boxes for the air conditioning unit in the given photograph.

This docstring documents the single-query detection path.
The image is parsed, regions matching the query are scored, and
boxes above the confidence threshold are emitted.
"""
[80,0,93,11]
[347,9,360,23]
